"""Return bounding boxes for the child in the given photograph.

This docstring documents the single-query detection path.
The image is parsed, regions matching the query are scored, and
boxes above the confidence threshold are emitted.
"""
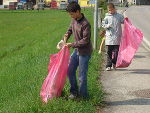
[102,3,124,71]
[57,1,93,99]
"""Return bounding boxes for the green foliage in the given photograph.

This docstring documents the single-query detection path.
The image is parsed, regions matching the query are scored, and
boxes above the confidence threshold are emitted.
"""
[98,0,107,10]
[0,9,104,113]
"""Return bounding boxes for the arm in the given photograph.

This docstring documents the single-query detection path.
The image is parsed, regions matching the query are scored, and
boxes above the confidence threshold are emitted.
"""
[57,21,72,49]
[120,14,124,24]
[71,24,91,48]
[63,21,73,43]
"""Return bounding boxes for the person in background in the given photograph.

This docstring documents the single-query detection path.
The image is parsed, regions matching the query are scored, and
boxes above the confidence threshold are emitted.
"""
[102,3,124,71]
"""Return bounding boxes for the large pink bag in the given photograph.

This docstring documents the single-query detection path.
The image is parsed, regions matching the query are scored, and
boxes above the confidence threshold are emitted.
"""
[116,18,143,68]
[40,46,70,103]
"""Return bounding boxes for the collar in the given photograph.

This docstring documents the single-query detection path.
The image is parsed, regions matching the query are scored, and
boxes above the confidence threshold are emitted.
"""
[76,13,85,23]
[108,12,117,16]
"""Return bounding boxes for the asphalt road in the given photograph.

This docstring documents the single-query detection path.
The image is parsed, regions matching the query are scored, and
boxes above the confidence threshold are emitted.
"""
[125,6,150,50]
[100,6,150,113]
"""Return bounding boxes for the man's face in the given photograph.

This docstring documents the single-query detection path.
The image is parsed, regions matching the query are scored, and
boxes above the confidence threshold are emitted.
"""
[107,6,116,14]
[68,10,80,19]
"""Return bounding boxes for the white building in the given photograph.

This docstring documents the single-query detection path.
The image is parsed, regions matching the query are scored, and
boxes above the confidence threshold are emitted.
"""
[2,0,17,6]
[108,0,150,5]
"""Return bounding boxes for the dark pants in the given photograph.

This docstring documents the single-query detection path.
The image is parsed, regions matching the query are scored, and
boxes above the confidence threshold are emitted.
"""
[106,45,119,68]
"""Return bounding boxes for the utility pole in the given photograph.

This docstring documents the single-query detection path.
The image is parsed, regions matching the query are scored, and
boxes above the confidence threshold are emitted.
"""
[93,0,98,49]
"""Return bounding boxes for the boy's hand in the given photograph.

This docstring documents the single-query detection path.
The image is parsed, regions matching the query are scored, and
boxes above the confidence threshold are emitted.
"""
[57,40,64,49]
[99,30,106,38]
[65,43,72,48]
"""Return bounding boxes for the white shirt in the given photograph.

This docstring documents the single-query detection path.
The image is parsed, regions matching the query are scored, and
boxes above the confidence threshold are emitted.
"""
[102,12,124,45]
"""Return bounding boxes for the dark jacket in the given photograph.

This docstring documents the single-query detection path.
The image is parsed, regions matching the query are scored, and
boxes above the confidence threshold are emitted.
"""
[66,14,93,56]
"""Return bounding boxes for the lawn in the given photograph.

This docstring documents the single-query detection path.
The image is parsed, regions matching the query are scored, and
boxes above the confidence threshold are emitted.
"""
[0,9,104,113]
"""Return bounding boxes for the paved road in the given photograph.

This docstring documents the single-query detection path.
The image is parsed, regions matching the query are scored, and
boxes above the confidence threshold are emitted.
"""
[125,6,150,50]
[101,46,150,113]
[100,6,150,113]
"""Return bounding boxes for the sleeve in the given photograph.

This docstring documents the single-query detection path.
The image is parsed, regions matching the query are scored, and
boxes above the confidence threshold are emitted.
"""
[63,21,73,41]
[120,14,124,24]
[71,23,91,48]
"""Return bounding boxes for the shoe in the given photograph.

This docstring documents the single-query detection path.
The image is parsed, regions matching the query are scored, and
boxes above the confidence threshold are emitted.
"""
[112,64,116,70]
[68,94,76,99]
[106,67,111,71]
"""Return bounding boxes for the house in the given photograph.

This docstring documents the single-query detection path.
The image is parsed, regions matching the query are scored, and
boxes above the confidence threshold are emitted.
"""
[108,0,150,5]
[131,0,150,5]
[1,0,36,7]
[2,0,17,6]
[68,0,92,7]
[79,0,90,7]
[0,0,93,8]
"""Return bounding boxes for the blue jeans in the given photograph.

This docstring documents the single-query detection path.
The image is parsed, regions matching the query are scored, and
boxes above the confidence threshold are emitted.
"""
[68,50,91,98]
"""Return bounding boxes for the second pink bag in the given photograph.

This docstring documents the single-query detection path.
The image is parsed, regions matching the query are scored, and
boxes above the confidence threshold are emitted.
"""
[116,18,143,68]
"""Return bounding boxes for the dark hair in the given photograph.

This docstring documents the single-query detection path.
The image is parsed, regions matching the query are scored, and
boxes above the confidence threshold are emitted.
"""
[107,3,115,8]
[66,1,81,12]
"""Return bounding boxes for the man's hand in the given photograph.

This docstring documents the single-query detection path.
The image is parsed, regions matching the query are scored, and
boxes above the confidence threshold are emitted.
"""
[65,43,72,48]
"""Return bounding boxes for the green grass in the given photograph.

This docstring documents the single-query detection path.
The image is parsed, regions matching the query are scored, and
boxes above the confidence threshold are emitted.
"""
[0,9,104,113]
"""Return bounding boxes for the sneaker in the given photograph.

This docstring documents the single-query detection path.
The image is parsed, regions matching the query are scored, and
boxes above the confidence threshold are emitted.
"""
[68,94,76,99]
[106,67,111,71]
[112,64,116,70]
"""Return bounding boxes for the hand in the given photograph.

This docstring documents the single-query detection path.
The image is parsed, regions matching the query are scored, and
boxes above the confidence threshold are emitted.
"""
[124,16,128,19]
[99,30,106,38]
[65,43,72,48]
[57,40,64,49]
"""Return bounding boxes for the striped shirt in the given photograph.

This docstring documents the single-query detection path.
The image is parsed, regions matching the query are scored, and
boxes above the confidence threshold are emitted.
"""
[66,14,93,56]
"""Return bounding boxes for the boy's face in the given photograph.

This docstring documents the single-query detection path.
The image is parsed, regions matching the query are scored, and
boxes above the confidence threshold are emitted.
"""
[68,10,80,19]
[107,5,116,14]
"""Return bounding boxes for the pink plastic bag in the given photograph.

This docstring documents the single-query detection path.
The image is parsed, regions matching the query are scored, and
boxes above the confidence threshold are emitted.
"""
[116,18,143,68]
[40,46,70,103]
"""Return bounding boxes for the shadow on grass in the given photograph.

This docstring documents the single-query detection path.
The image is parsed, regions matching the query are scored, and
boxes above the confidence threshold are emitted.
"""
[0,44,25,60]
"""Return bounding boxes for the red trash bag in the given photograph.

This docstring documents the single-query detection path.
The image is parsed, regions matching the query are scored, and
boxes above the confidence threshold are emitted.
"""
[40,46,70,103]
[116,18,143,68]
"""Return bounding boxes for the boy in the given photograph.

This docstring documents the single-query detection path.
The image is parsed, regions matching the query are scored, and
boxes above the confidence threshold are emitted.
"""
[102,3,124,71]
[58,1,93,99]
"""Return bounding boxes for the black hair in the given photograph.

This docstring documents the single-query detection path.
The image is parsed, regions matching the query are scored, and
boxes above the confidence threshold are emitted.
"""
[66,1,81,12]
[107,3,115,9]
